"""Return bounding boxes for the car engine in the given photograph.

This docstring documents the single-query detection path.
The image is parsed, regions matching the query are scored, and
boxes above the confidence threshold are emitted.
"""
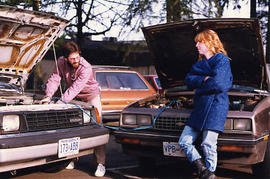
[131,93,266,112]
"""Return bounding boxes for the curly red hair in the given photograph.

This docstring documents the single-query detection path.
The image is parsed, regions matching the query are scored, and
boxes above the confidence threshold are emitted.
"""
[195,29,227,60]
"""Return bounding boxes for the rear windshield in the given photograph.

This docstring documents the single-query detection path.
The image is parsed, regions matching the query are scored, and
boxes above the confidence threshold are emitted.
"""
[96,71,148,90]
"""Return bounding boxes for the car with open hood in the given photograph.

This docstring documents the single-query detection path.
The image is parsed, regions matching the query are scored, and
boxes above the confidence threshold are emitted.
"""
[113,18,270,178]
[0,5,109,174]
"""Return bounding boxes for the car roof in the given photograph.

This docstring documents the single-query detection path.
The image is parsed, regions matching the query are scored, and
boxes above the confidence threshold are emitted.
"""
[92,65,141,74]
[144,75,158,77]
[92,65,131,70]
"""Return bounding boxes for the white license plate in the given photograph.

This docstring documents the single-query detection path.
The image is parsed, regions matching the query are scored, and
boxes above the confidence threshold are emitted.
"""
[163,142,186,157]
[58,137,80,158]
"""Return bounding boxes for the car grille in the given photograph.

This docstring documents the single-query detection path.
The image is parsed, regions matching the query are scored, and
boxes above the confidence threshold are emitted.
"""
[153,116,188,131]
[24,109,84,132]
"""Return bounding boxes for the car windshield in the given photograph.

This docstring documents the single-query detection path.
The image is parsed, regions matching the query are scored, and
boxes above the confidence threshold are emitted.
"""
[96,71,148,90]
[229,84,269,94]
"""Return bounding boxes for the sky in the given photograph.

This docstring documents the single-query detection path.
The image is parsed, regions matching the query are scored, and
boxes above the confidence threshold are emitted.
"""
[92,1,251,41]
[223,1,250,18]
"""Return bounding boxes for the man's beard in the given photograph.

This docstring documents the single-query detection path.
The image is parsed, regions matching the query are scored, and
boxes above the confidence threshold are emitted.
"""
[71,62,79,68]
[67,60,80,69]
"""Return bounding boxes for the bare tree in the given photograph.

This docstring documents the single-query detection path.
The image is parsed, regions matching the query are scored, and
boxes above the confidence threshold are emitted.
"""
[123,0,245,30]
[267,1,270,62]
[251,0,257,18]
[37,0,131,46]
[256,0,270,61]
[0,0,249,43]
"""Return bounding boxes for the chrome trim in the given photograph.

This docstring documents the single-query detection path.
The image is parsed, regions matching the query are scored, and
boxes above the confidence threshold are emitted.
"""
[102,110,122,114]
[218,134,269,143]
[114,131,269,143]
[0,126,91,139]
[113,130,179,139]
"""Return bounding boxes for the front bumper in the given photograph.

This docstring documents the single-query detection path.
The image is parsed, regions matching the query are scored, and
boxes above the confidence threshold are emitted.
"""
[0,125,109,172]
[113,130,268,165]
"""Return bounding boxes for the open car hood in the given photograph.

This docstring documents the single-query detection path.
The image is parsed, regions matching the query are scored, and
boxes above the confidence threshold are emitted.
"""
[142,18,267,90]
[0,5,69,88]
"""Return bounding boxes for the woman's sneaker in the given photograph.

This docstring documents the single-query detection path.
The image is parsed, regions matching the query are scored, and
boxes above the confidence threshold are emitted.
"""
[95,163,106,177]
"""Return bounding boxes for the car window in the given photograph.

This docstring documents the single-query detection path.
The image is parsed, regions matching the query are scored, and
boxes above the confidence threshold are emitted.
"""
[145,78,155,88]
[154,77,161,88]
[96,71,148,90]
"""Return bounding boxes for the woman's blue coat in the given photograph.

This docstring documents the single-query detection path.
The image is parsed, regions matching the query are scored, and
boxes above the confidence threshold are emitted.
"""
[185,53,232,132]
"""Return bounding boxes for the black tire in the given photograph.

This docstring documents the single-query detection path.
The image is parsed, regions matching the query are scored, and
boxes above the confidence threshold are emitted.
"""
[41,159,72,173]
[252,139,270,179]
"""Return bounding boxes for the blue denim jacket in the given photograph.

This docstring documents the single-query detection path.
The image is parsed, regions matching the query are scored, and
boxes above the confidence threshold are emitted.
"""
[185,53,232,132]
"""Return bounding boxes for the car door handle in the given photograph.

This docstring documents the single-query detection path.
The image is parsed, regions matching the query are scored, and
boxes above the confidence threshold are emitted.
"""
[103,102,110,105]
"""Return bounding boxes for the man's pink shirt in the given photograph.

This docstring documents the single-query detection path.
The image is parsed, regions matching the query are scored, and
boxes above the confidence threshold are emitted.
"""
[45,56,100,103]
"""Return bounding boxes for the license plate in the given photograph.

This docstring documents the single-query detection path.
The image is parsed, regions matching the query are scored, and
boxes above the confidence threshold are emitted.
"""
[163,142,185,157]
[58,137,80,158]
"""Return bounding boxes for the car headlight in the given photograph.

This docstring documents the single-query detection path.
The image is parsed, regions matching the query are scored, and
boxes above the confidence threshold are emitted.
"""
[137,115,152,125]
[224,118,252,131]
[233,119,252,131]
[2,115,20,132]
[122,114,137,125]
[83,110,91,124]
[122,114,152,126]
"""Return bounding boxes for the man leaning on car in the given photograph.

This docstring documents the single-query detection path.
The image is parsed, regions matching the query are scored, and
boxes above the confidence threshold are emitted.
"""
[40,41,107,177]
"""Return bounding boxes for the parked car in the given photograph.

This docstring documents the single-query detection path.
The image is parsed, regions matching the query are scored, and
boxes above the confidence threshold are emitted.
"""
[93,66,156,123]
[0,6,109,174]
[143,75,162,93]
[113,18,270,178]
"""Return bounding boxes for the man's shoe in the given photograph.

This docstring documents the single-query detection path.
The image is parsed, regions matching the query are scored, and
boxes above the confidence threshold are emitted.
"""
[95,163,106,177]
[66,161,75,170]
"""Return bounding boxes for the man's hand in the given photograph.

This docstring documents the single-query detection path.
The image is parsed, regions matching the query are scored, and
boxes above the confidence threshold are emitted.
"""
[39,96,51,104]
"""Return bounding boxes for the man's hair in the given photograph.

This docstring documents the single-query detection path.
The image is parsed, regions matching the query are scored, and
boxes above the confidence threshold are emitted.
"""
[62,41,81,58]
[194,29,227,60]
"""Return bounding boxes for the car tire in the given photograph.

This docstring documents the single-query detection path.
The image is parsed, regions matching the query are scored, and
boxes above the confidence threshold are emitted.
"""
[252,138,270,179]
[41,159,72,173]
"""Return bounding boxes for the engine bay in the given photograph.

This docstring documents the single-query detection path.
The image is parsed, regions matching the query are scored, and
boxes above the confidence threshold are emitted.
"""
[133,93,267,112]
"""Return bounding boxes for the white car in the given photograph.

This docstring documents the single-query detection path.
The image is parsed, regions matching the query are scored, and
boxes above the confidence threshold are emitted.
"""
[0,5,109,173]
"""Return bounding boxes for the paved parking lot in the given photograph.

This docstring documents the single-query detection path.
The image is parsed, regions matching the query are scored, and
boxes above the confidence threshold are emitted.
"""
[0,134,257,179]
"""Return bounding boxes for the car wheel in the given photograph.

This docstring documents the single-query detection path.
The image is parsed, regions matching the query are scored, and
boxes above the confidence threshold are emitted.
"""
[41,159,72,173]
[252,138,270,179]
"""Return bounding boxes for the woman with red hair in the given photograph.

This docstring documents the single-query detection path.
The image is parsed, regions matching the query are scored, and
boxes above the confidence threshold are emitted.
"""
[179,29,232,179]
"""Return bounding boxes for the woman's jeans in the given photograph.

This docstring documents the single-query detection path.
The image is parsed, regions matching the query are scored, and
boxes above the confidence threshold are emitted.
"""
[178,125,219,172]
